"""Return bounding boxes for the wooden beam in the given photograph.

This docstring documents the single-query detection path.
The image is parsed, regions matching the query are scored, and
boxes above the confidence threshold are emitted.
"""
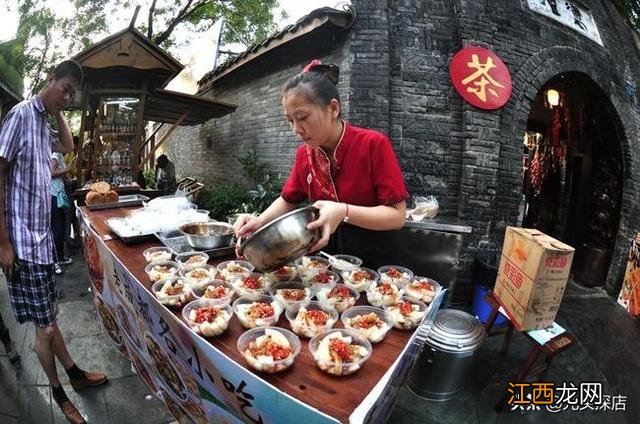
[132,81,148,176]
[139,122,164,152]
[142,108,190,167]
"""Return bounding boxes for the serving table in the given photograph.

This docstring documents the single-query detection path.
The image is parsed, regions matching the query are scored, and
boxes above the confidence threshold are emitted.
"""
[79,206,444,424]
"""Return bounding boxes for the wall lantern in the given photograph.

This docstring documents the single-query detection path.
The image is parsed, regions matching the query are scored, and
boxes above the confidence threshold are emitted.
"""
[545,89,561,109]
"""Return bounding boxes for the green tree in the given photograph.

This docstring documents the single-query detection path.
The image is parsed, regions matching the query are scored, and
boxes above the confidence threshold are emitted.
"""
[9,0,282,96]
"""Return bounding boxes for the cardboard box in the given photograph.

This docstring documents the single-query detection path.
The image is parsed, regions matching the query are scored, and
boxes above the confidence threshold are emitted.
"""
[494,227,575,331]
[617,233,640,317]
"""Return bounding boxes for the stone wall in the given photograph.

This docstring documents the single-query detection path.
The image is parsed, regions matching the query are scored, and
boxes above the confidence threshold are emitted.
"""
[162,0,640,304]
[163,33,350,188]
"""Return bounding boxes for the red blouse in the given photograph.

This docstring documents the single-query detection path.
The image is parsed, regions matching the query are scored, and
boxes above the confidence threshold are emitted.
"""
[281,122,409,206]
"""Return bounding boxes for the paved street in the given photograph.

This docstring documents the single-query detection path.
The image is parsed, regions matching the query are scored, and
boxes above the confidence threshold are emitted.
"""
[0,243,638,423]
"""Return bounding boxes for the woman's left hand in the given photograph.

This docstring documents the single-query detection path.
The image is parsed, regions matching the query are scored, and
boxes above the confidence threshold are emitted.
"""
[306,200,346,252]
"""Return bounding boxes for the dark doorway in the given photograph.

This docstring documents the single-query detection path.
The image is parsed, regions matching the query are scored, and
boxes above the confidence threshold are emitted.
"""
[521,72,623,286]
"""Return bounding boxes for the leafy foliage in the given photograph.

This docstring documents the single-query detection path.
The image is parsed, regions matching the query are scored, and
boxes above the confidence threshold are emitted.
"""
[196,148,285,220]
[10,0,281,96]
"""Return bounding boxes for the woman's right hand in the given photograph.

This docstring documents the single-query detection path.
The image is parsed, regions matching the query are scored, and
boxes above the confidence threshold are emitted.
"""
[234,214,262,256]
[234,214,263,238]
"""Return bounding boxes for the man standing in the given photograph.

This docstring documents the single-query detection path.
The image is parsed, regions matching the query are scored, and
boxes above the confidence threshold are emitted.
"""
[0,60,107,424]
[155,153,177,194]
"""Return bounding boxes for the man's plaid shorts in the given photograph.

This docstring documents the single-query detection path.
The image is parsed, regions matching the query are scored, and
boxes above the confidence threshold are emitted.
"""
[7,259,58,327]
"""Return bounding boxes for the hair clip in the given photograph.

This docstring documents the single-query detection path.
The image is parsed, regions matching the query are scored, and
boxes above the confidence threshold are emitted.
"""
[302,59,322,73]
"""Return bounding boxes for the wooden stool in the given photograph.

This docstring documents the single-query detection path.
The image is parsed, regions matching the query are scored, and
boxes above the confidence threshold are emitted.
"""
[484,293,576,411]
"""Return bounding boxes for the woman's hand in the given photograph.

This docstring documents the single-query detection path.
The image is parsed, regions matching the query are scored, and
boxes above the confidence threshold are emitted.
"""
[306,200,346,252]
[233,214,262,256]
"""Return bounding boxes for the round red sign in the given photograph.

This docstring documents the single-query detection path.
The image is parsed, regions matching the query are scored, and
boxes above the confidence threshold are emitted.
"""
[450,46,512,110]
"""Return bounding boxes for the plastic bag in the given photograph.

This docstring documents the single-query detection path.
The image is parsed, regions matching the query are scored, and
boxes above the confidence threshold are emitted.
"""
[408,195,439,221]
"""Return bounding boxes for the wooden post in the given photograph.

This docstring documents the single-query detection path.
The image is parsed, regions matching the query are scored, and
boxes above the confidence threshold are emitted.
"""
[76,85,90,184]
[132,81,147,177]
[142,109,190,168]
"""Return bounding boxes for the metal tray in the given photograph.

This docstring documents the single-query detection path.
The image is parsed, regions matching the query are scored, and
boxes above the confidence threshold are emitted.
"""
[87,194,149,211]
[155,229,236,258]
[105,217,156,243]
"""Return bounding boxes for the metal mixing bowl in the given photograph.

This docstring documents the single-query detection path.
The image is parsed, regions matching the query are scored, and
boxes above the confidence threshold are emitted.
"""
[238,206,320,271]
[179,221,234,250]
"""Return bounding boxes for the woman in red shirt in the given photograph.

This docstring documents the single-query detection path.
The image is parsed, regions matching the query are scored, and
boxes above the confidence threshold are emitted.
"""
[235,60,409,251]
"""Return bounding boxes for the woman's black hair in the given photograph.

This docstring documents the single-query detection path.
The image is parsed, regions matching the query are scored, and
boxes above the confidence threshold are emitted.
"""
[283,61,340,106]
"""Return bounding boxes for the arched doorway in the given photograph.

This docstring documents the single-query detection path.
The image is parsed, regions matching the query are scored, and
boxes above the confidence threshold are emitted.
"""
[520,72,624,287]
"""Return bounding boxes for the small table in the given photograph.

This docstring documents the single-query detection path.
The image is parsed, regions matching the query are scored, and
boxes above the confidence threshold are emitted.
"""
[484,294,576,411]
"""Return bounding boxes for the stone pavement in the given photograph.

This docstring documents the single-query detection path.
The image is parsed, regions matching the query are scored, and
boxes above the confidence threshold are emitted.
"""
[0,243,638,423]
[0,243,173,424]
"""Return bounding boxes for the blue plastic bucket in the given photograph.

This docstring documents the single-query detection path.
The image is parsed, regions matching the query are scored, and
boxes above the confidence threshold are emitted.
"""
[471,284,507,326]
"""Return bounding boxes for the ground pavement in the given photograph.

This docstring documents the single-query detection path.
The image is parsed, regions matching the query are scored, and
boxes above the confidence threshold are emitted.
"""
[0,244,638,423]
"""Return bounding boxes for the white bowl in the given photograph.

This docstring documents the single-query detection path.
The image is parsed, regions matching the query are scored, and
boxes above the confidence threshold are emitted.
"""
[365,280,404,307]
[190,280,235,305]
[340,306,393,343]
[404,276,440,304]
[182,299,233,337]
[383,296,428,330]
[285,301,338,338]
[152,276,191,307]
[237,326,301,373]
[341,267,380,292]
[179,264,218,287]
[143,247,173,264]
[308,328,372,376]
[145,260,180,282]
[315,283,360,313]
[233,272,272,299]
[377,265,414,288]
[175,252,209,267]
[269,281,312,311]
[232,295,283,329]
[217,260,255,283]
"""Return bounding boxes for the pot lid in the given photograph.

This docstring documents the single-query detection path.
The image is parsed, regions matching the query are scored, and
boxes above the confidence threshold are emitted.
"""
[426,309,485,352]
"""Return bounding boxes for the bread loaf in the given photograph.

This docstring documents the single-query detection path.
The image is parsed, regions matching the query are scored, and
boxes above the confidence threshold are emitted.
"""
[86,191,105,205]
[104,190,119,203]
[91,181,111,194]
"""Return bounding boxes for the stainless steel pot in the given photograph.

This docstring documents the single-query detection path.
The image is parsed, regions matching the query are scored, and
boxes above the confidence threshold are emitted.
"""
[237,206,320,271]
[179,221,234,250]
[407,309,485,401]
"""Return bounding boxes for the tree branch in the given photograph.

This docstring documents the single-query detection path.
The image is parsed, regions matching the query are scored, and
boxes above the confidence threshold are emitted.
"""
[153,0,214,46]
[147,0,157,39]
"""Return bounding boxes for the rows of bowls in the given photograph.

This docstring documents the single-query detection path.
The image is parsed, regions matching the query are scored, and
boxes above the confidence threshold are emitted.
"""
[142,247,440,376]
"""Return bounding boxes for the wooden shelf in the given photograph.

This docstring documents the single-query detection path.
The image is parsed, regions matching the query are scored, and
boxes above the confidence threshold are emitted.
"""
[99,131,136,137]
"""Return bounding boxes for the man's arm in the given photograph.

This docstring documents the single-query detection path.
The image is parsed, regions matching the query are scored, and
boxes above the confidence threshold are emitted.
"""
[53,111,73,153]
[0,159,15,280]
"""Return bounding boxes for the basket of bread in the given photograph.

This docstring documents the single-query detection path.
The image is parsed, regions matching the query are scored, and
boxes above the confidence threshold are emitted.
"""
[85,181,120,208]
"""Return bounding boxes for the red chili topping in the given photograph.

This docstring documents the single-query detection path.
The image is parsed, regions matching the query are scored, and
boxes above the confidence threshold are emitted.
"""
[282,289,305,301]
[275,266,291,276]
[413,279,434,290]
[329,286,352,300]
[204,285,227,299]
[306,310,329,326]
[314,272,332,284]
[248,302,274,318]
[194,307,219,323]
[399,301,413,316]
[354,313,383,329]
[377,283,395,295]
[329,338,352,361]
[243,277,261,290]
[386,267,401,278]
[352,270,372,282]
[249,338,291,361]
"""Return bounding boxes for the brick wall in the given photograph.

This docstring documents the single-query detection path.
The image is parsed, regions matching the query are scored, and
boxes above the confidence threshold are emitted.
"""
[161,1,640,304]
